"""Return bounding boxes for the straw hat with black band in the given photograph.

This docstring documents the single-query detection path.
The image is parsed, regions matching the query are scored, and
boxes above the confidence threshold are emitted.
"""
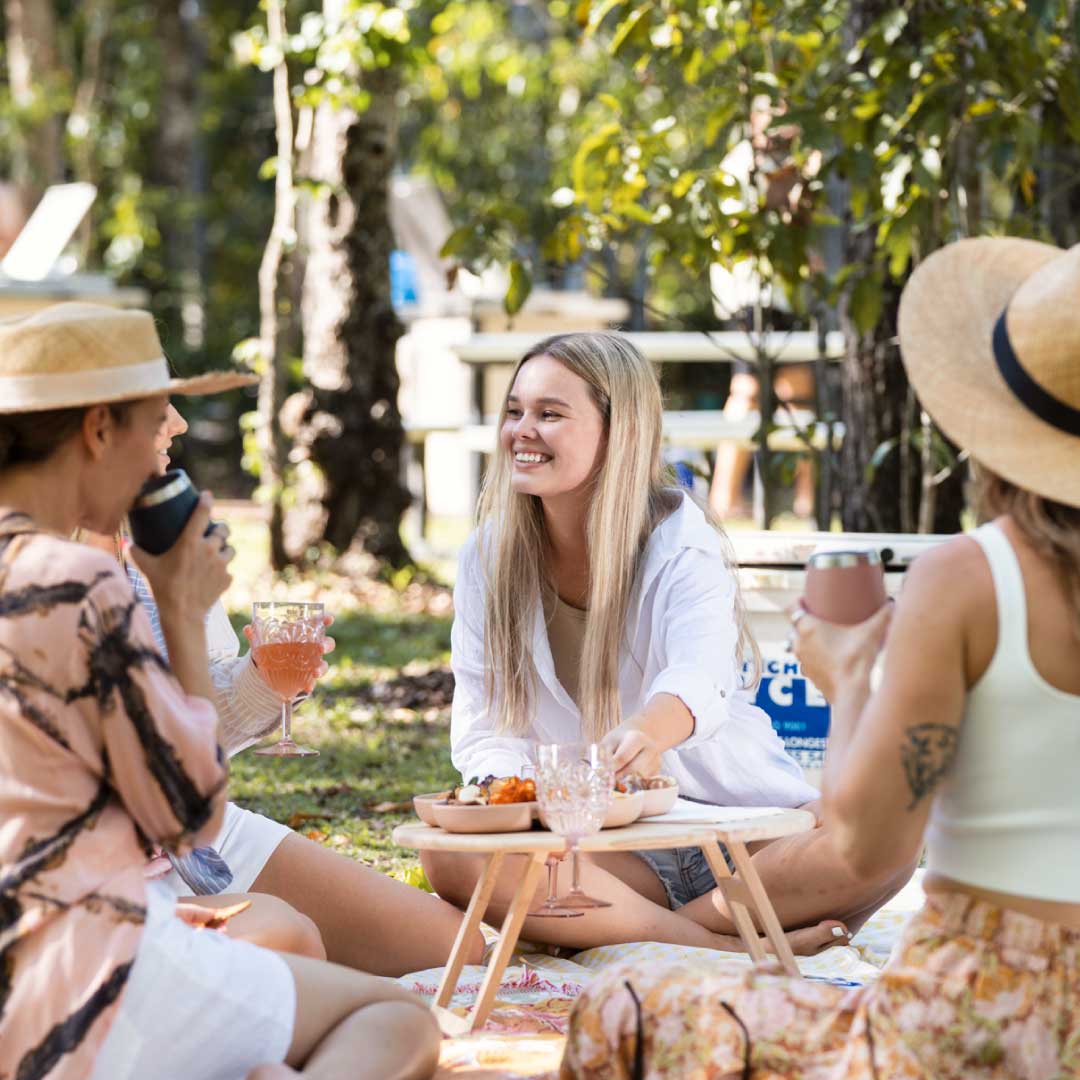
[898,237,1080,509]
[0,302,257,412]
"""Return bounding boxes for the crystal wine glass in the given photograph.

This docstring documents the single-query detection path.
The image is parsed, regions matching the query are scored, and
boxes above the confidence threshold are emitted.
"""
[251,601,325,758]
[522,762,584,919]
[536,743,614,910]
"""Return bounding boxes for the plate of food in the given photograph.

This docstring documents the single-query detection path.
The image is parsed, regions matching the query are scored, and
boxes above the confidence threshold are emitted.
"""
[617,774,679,817]
[412,790,452,827]
[602,788,644,828]
[428,775,538,833]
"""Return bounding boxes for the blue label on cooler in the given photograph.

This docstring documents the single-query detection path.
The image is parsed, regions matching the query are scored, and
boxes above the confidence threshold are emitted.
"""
[744,655,830,771]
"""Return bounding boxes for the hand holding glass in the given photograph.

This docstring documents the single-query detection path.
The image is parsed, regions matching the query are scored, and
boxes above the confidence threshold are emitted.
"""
[252,601,325,758]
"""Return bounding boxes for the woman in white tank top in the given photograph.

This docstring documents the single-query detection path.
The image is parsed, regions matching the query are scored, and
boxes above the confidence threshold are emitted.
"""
[561,238,1080,1078]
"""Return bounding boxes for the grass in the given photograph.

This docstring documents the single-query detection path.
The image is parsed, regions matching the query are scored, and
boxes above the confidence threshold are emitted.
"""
[217,504,459,884]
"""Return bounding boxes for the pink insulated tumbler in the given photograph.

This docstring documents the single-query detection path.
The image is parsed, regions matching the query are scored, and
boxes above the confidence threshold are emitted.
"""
[803,549,888,625]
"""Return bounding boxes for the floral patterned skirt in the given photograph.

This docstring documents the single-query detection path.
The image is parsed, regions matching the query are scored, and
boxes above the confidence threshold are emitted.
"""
[560,891,1080,1080]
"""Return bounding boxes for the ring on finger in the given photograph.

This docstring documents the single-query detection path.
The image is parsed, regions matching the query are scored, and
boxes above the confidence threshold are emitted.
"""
[790,607,807,627]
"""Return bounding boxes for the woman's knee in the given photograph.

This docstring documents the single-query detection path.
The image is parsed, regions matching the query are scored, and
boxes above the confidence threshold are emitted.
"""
[287,909,327,961]
[420,851,483,908]
[247,893,326,960]
[364,1000,441,1076]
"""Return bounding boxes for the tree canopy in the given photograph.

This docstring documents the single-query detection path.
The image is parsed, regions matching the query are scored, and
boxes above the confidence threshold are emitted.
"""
[2,0,1077,537]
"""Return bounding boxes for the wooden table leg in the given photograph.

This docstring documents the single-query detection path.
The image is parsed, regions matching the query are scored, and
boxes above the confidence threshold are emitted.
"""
[700,840,768,964]
[435,851,505,1009]
[467,850,547,1032]
[726,840,800,978]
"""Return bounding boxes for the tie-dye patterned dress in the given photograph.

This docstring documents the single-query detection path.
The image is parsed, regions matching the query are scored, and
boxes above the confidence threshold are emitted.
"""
[0,511,228,1080]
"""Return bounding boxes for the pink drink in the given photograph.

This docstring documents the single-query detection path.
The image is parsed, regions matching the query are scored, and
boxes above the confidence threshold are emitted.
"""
[803,550,888,625]
[252,641,323,700]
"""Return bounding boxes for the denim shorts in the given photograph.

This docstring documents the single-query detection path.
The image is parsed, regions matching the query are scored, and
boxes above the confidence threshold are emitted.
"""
[634,844,736,910]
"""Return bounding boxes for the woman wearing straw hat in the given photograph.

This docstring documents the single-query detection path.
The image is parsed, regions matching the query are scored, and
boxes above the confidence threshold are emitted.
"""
[561,237,1080,1079]
[0,303,439,1080]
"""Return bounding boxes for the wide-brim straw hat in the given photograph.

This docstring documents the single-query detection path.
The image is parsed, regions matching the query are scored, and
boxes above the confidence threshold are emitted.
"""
[0,302,258,413]
[898,237,1080,508]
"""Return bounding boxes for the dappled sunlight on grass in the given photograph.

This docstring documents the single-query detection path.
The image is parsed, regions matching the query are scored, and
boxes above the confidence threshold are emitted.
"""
[228,704,458,877]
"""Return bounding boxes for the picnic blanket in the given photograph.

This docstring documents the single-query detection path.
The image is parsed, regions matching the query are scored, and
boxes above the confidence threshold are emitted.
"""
[405,871,927,1078]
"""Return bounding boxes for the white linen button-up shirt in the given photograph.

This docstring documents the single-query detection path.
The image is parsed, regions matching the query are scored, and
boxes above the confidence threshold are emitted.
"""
[450,492,818,808]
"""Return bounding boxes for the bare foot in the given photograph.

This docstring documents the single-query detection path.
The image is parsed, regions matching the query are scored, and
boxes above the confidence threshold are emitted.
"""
[707,919,849,957]
[785,920,850,955]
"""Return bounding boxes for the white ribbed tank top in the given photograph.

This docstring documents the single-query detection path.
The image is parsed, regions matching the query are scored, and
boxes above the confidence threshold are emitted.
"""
[924,523,1080,902]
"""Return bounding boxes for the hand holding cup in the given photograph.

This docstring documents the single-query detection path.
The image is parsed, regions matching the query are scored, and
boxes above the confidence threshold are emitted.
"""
[130,492,234,623]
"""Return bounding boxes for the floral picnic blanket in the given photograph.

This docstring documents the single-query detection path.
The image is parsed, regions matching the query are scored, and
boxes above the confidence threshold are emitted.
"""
[407,872,927,1079]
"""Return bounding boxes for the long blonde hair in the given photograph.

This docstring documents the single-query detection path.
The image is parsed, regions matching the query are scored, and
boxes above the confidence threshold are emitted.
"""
[975,467,1080,641]
[476,331,760,742]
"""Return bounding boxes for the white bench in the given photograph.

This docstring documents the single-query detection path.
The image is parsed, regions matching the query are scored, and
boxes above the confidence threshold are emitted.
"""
[459,409,843,455]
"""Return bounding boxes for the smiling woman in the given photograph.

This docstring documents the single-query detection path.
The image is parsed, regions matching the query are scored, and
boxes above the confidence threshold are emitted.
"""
[502,360,607,509]
[422,331,910,961]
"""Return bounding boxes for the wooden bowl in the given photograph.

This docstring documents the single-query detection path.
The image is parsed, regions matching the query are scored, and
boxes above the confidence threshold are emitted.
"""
[413,791,451,826]
[640,778,679,817]
[431,800,536,834]
[602,790,644,828]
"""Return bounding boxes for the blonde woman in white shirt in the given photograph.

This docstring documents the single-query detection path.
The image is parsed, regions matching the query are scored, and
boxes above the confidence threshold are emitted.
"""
[424,332,912,955]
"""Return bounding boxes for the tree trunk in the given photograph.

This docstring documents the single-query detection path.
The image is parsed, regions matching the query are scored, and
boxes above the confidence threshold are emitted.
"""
[151,0,208,352]
[837,0,963,535]
[256,0,296,570]
[293,57,411,567]
[4,0,63,208]
[837,279,913,532]
[69,0,111,184]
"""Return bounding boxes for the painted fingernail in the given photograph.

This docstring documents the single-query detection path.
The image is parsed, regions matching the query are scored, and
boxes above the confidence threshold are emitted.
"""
[832,926,847,938]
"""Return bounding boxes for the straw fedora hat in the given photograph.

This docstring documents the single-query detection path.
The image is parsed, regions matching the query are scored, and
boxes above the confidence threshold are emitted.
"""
[898,237,1080,508]
[0,302,258,413]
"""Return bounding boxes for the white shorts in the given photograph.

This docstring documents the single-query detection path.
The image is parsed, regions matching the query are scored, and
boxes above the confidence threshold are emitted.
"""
[91,886,296,1080]
[159,801,292,898]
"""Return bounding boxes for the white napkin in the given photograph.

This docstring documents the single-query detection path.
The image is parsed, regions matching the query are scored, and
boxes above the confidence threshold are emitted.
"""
[639,799,804,825]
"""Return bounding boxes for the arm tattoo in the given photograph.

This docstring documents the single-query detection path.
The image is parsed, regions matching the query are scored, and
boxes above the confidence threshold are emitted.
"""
[900,723,959,810]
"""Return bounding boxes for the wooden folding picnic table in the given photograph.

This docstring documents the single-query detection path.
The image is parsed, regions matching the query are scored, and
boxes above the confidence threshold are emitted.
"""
[393,807,815,1032]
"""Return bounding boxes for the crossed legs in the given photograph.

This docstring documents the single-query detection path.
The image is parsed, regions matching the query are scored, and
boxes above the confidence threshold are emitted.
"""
[422,811,915,955]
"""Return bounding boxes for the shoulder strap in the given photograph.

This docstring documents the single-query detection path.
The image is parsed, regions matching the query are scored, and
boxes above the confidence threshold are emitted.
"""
[969,522,1028,657]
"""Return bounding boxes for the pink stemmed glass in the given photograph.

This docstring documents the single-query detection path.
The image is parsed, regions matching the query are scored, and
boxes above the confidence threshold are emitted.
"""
[521,762,584,919]
[251,601,325,758]
[536,743,614,910]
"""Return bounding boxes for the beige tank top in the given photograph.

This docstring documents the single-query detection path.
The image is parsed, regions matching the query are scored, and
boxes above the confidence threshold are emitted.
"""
[545,592,587,705]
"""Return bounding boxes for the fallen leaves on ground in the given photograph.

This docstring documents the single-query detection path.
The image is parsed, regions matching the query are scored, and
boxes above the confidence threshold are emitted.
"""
[285,810,336,830]
[355,666,455,710]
